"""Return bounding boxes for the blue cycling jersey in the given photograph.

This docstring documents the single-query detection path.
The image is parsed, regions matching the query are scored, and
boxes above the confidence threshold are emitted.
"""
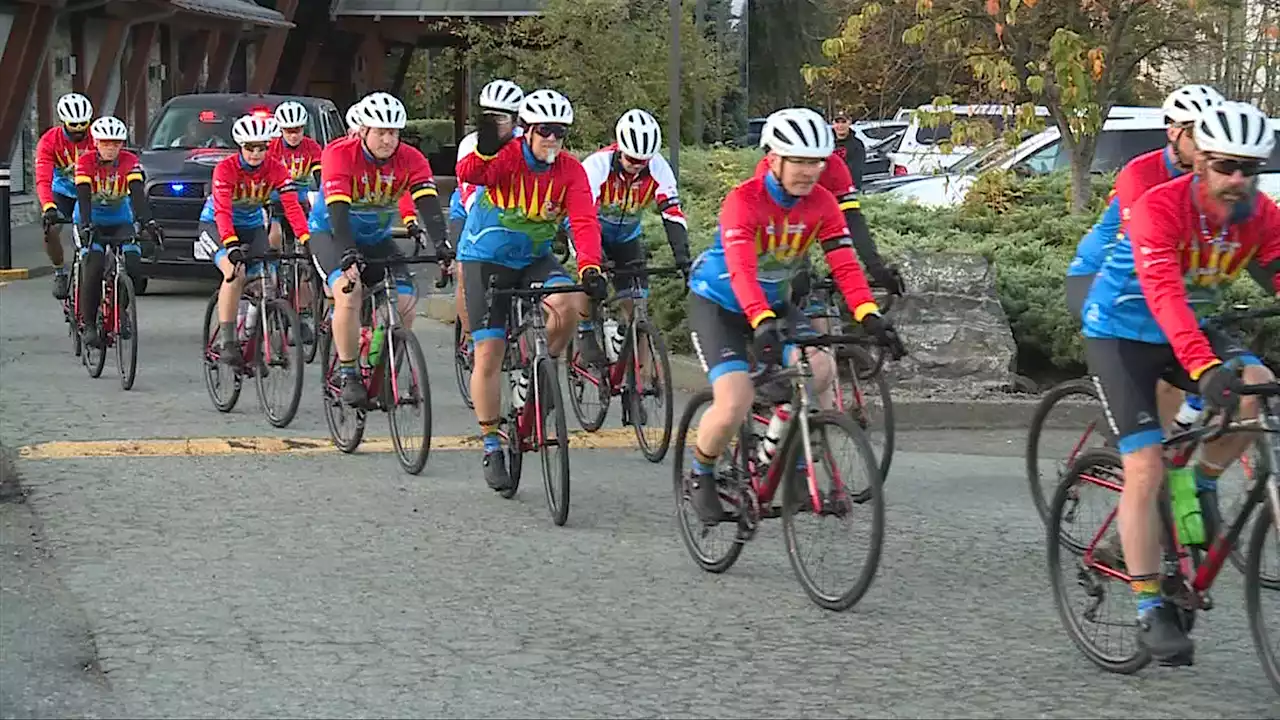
[1068,148,1181,278]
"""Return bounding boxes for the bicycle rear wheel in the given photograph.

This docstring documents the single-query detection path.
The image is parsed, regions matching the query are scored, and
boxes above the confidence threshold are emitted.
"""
[299,266,323,365]
[318,328,366,453]
[1026,377,1109,525]
[630,323,674,464]
[254,299,304,428]
[781,410,884,611]
[114,271,138,391]
[536,356,571,526]
[387,327,432,475]
[565,332,610,433]
[671,389,747,574]
[839,347,893,485]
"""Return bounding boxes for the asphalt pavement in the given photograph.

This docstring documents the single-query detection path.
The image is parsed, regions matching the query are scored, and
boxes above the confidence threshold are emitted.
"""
[1,273,1278,718]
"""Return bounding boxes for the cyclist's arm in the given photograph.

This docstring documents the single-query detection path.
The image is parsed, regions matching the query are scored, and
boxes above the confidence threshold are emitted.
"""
[400,149,447,250]
[320,142,357,251]
[73,153,93,226]
[563,160,603,275]
[824,158,888,282]
[815,190,879,320]
[455,136,512,186]
[34,129,57,211]
[581,150,610,206]
[648,154,690,262]
[270,161,310,243]
[1129,193,1218,378]
[719,190,773,327]
[123,154,151,224]
[211,160,240,246]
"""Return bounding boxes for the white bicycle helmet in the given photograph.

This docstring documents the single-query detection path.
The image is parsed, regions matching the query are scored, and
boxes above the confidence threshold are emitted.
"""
[232,114,276,145]
[89,116,128,142]
[345,102,364,132]
[274,101,308,129]
[519,89,574,126]
[1195,100,1276,160]
[56,93,93,126]
[760,107,835,159]
[479,79,524,113]
[615,109,662,160]
[1163,84,1225,125]
[358,92,407,129]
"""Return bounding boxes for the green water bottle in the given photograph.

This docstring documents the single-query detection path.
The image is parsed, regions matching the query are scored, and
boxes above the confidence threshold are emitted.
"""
[1168,466,1206,547]
[367,324,386,367]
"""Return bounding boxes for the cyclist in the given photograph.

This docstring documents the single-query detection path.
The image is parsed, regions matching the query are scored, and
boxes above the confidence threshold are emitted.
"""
[452,79,525,347]
[684,107,903,526]
[455,88,607,493]
[73,116,162,348]
[1080,100,1280,664]
[37,92,95,300]
[267,101,324,340]
[308,92,451,407]
[344,102,363,138]
[197,114,311,367]
[573,108,691,366]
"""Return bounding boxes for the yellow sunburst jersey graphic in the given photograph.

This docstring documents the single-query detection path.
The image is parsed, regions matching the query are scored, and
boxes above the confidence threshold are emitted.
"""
[354,172,402,206]
[489,176,563,221]
[756,216,822,263]
[599,179,655,213]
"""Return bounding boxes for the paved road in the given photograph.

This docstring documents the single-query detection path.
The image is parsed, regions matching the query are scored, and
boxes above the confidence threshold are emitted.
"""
[1,274,1278,718]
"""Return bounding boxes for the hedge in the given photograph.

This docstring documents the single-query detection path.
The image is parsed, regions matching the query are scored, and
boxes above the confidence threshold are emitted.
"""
[604,147,1280,383]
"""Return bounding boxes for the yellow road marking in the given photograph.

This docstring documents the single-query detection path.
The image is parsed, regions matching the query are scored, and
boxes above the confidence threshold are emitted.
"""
[0,269,30,281]
[18,427,668,460]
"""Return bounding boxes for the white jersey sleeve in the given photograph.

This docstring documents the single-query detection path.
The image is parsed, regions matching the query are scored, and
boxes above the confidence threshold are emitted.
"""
[580,148,614,205]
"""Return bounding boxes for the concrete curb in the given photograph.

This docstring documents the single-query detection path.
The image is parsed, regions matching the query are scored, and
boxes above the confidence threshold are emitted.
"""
[0,266,54,280]
[416,295,1070,431]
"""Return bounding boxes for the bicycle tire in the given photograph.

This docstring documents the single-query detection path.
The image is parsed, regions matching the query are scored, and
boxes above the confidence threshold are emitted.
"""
[201,290,242,412]
[671,388,746,574]
[565,333,610,433]
[536,356,571,526]
[387,327,433,475]
[843,348,894,486]
[82,272,108,378]
[68,261,82,358]
[255,299,304,428]
[115,271,138,391]
[500,340,528,500]
[1026,377,1107,525]
[1244,491,1280,695]
[1046,447,1151,675]
[630,323,674,463]
[781,410,885,611]
[453,316,474,410]
[301,269,323,365]
[318,329,366,453]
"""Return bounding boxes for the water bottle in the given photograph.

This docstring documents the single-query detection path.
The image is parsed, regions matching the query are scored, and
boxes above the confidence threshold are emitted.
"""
[603,319,624,363]
[237,300,259,341]
[756,403,792,466]
[367,324,386,367]
[512,368,530,410]
[1168,466,1206,546]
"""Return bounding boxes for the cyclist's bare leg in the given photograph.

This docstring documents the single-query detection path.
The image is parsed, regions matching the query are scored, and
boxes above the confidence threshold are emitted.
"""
[268,221,283,249]
[1155,379,1184,431]
[1116,443,1164,578]
[698,371,756,458]
[44,225,65,267]
[470,337,506,424]
[330,278,363,361]
[215,255,246,325]
[397,292,417,329]
[787,346,836,409]
[1197,363,1273,507]
[455,263,469,342]
[543,291,580,357]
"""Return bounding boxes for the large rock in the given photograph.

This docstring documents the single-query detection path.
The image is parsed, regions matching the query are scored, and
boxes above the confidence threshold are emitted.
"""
[883,251,1017,395]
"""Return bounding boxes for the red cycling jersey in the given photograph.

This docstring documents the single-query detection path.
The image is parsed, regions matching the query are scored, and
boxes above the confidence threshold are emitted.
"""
[73,150,144,224]
[753,155,859,212]
[268,135,323,187]
[1131,174,1280,376]
[319,137,436,234]
[718,175,876,326]
[35,126,93,208]
[210,154,308,244]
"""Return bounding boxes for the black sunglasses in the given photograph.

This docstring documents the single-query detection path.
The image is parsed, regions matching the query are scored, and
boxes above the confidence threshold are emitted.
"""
[1208,157,1265,177]
[534,124,568,139]
[241,142,269,153]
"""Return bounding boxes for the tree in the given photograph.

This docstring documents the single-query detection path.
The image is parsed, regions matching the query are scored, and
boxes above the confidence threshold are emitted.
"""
[812,0,1221,211]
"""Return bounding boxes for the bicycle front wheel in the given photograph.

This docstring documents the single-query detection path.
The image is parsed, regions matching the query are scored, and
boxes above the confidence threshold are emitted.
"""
[387,327,433,475]
[114,271,138,391]
[536,356,571,526]
[254,299,304,428]
[1245,478,1280,694]
[318,328,366,453]
[671,389,747,574]
[1026,377,1109,525]
[781,410,884,611]
[454,316,474,410]
[83,285,107,379]
[630,323,674,464]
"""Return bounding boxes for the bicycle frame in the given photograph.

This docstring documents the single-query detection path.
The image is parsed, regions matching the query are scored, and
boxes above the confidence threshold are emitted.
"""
[572,263,683,399]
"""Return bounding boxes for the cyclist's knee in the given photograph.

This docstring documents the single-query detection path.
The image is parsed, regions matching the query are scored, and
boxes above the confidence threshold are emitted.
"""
[472,338,504,376]
[396,293,417,323]
[1119,445,1164,496]
[711,372,755,420]
[808,348,836,386]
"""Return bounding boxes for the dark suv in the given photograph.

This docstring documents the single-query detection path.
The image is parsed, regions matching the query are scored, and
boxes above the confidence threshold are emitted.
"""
[136,93,346,288]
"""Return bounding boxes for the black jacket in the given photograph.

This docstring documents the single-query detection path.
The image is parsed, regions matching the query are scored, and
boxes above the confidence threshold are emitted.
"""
[834,132,865,189]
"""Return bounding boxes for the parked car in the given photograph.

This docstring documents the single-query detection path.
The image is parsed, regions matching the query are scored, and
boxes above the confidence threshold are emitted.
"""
[861,128,906,185]
[878,115,1175,208]
[852,120,908,151]
[136,93,346,289]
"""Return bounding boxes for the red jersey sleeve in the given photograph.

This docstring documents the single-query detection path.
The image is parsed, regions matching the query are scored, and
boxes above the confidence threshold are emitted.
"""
[305,137,323,174]
[73,151,94,186]
[720,184,773,327]
[814,189,878,319]
[1129,189,1219,378]
[320,141,354,206]
[561,157,603,273]
[120,151,144,184]
[35,128,59,208]
[211,158,240,243]
[398,147,438,225]
[456,137,519,187]
[271,161,310,242]
[819,159,860,210]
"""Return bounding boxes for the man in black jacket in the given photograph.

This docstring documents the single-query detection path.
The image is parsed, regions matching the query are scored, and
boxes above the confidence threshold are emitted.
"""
[831,111,865,189]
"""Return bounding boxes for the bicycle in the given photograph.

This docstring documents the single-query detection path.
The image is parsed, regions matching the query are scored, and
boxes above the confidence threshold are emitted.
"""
[75,225,151,391]
[268,203,324,364]
[564,258,682,463]
[486,278,589,527]
[317,255,442,475]
[1025,376,1116,525]
[201,248,308,428]
[804,274,898,482]
[1046,303,1280,690]
[49,216,83,358]
[672,331,900,611]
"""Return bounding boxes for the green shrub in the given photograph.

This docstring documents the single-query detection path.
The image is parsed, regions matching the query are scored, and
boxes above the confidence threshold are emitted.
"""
[404,118,456,155]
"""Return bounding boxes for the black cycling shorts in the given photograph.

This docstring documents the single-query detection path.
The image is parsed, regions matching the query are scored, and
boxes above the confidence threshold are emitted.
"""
[309,232,415,296]
[53,193,76,222]
[603,240,648,298]
[687,293,818,383]
[1086,334,1262,454]
[462,254,574,344]
[196,222,271,278]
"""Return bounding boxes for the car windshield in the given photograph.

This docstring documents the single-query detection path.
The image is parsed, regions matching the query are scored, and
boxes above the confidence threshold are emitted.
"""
[147,102,320,150]
[950,139,1022,174]
[1265,131,1280,173]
